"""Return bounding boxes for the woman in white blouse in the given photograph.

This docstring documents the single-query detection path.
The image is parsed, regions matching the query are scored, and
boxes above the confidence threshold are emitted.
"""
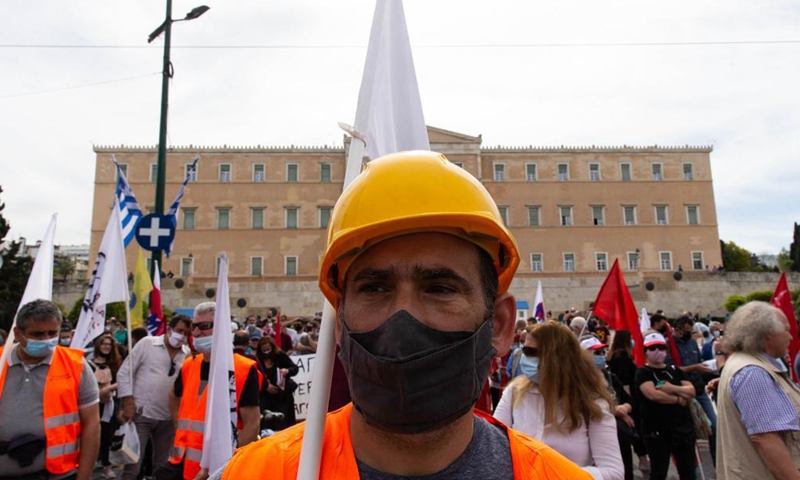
[494,321,624,480]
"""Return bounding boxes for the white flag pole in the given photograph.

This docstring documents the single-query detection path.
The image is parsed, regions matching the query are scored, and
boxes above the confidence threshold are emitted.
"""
[0,214,57,384]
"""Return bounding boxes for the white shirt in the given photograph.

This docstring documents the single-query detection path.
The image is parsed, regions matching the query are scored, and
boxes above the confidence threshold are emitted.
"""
[494,383,624,480]
[117,335,189,420]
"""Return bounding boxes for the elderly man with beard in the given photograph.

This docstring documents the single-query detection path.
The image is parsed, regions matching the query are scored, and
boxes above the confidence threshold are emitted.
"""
[211,151,591,480]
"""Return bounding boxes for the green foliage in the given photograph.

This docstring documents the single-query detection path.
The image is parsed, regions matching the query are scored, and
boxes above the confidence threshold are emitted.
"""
[0,186,34,331]
[54,254,76,282]
[778,248,795,272]
[745,290,773,303]
[720,240,752,272]
[724,294,747,313]
[105,302,126,321]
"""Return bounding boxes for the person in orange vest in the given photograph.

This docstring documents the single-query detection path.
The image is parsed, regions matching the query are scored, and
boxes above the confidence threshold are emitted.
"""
[155,302,262,480]
[0,299,101,480]
[212,151,593,480]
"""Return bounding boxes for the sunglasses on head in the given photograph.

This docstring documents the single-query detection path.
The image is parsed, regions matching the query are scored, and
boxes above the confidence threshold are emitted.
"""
[522,346,539,358]
[645,345,667,351]
[192,321,214,331]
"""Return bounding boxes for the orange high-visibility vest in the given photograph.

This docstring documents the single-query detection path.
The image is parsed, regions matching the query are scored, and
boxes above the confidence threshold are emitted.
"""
[0,345,85,475]
[169,353,260,480]
[221,403,593,480]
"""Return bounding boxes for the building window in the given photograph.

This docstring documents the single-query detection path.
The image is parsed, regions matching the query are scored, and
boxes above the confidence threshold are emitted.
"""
[692,251,704,270]
[251,208,265,229]
[150,163,158,183]
[559,206,573,226]
[181,257,193,277]
[686,205,700,225]
[494,163,505,182]
[557,163,569,181]
[530,253,543,272]
[319,207,332,229]
[623,206,637,225]
[591,206,605,226]
[563,253,576,272]
[595,252,608,271]
[497,206,509,226]
[182,208,196,230]
[525,163,537,182]
[116,163,129,180]
[285,207,298,229]
[527,206,541,226]
[620,163,632,181]
[655,205,669,225]
[683,163,694,181]
[660,251,673,271]
[253,164,265,183]
[185,163,198,183]
[285,256,298,276]
[320,163,332,183]
[217,208,231,230]
[589,163,601,181]
[627,251,639,271]
[651,163,663,181]
[286,163,299,182]
[251,257,263,276]
[219,163,232,183]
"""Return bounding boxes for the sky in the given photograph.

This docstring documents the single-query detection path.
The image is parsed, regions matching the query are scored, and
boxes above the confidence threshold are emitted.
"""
[1,0,798,255]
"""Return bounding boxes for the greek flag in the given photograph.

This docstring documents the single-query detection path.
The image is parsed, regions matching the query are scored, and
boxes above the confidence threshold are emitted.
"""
[112,156,142,247]
[165,156,198,257]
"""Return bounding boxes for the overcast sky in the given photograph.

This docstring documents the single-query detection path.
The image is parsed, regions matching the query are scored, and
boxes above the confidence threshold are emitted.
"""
[1,0,798,255]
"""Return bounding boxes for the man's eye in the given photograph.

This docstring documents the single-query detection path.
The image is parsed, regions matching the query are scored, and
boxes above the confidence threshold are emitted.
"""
[427,284,457,294]
[358,283,388,293]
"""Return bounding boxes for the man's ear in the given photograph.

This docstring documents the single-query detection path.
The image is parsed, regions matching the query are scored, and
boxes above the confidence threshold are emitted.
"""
[491,292,516,356]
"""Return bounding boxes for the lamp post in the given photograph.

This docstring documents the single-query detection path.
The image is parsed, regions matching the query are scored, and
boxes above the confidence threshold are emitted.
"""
[148,1,209,278]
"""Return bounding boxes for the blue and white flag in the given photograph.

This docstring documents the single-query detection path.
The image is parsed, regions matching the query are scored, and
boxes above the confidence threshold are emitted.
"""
[112,156,143,247]
[165,156,198,257]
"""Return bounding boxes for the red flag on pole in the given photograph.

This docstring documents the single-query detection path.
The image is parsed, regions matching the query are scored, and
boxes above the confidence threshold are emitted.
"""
[771,272,799,381]
[274,310,282,350]
[592,259,646,366]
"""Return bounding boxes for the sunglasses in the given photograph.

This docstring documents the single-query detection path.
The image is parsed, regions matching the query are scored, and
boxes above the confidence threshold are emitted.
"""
[191,322,214,331]
[645,345,667,351]
[168,360,176,376]
[522,346,539,358]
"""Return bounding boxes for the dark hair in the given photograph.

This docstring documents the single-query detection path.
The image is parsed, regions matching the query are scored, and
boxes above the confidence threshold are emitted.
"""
[233,330,250,347]
[478,248,499,312]
[93,333,122,378]
[676,315,694,329]
[17,300,63,331]
[650,314,666,325]
[169,314,192,330]
[131,327,149,343]
[608,329,632,360]
[256,335,282,361]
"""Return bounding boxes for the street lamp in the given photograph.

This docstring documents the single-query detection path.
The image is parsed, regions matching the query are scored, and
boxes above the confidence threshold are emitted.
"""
[147,1,209,278]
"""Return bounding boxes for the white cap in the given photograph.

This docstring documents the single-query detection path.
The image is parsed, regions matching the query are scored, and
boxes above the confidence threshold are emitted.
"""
[580,337,608,350]
[643,332,667,347]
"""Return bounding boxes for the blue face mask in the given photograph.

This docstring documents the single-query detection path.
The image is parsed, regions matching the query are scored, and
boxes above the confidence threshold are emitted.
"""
[519,355,540,383]
[194,336,213,354]
[23,336,59,358]
[593,355,607,369]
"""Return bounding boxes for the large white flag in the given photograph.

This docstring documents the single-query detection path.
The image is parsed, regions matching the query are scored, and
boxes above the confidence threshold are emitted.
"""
[639,308,651,334]
[71,198,129,349]
[352,0,429,161]
[200,253,236,473]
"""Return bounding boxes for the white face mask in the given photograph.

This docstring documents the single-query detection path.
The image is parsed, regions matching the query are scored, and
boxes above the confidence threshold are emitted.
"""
[168,331,186,348]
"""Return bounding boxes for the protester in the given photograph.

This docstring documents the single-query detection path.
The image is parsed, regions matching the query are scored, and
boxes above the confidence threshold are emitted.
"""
[247,330,262,357]
[494,322,623,479]
[716,301,800,480]
[635,332,696,480]
[158,302,262,480]
[213,151,591,479]
[294,321,319,354]
[0,299,100,480]
[110,319,128,353]
[59,323,73,346]
[117,314,191,480]
[130,327,149,347]
[254,335,299,431]
[90,333,122,479]
[232,330,256,361]
[701,321,723,361]
[569,316,588,338]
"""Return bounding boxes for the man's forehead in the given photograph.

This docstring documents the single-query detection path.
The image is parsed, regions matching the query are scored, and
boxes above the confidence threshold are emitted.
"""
[347,232,481,276]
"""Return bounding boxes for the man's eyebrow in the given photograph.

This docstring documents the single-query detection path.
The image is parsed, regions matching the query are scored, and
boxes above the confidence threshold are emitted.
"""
[351,267,395,282]
[413,266,473,292]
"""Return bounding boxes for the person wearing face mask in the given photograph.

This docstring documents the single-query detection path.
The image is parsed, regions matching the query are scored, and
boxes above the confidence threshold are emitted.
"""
[494,323,623,480]
[117,314,192,480]
[0,299,100,480]
[161,302,262,480]
[255,335,299,431]
[213,152,590,480]
[59,323,74,347]
[701,321,723,361]
[89,333,123,478]
[635,332,697,480]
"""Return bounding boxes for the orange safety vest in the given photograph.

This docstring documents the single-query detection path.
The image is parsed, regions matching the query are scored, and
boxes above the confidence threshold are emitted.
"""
[221,403,593,480]
[169,353,260,480]
[0,345,85,475]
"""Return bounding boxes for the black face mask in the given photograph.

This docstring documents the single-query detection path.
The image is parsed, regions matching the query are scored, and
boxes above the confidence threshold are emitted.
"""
[658,324,668,334]
[681,331,692,341]
[339,309,496,434]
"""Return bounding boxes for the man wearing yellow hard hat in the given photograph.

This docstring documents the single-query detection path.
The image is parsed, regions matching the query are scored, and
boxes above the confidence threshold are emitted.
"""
[213,151,591,479]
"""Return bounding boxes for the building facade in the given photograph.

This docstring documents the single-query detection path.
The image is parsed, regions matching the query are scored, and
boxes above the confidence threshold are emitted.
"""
[91,127,722,315]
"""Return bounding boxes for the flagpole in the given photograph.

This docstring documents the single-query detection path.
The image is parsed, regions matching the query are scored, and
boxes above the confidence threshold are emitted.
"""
[124,283,135,393]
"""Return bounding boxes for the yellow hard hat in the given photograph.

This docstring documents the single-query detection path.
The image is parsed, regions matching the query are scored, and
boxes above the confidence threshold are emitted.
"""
[319,150,520,305]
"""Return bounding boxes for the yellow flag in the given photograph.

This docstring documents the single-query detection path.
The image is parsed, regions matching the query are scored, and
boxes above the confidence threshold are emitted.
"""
[130,249,153,329]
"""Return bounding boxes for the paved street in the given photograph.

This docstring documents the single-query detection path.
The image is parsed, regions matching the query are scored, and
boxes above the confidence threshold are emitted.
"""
[633,440,716,480]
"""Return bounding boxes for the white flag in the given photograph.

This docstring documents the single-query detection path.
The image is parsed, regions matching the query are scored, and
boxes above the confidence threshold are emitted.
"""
[639,308,651,334]
[534,281,545,322]
[200,253,236,473]
[353,0,430,160]
[71,198,129,349]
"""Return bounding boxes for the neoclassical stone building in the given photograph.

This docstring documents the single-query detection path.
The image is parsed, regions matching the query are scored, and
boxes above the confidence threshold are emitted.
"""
[91,127,722,316]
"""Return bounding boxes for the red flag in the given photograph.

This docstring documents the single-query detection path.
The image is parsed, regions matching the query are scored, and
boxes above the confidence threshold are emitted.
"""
[592,259,645,366]
[274,310,282,350]
[771,272,799,381]
[663,323,683,368]
[147,262,165,336]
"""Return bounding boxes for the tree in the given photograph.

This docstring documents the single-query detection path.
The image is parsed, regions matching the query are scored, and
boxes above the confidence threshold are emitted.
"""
[720,240,753,272]
[54,254,76,282]
[0,186,33,331]
[790,223,800,273]
[778,248,795,272]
